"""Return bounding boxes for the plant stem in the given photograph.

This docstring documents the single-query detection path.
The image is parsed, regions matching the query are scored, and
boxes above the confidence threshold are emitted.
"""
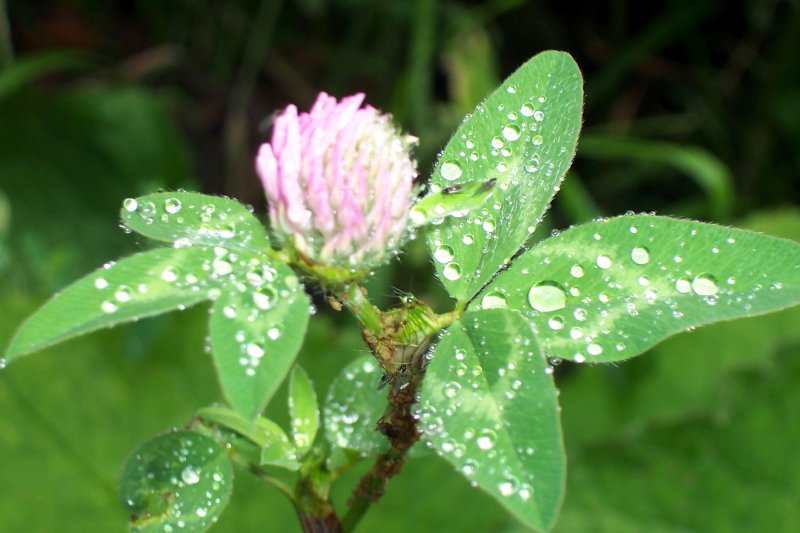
[248,465,296,502]
[339,283,383,335]
[342,368,423,532]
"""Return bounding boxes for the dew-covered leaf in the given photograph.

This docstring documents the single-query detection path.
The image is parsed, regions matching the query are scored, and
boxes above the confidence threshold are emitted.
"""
[323,355,388,457]
[209,260,309,421]
[121,191,270,252]
[418,308,564,532]
[427,51,583,302]
[288,365,319,455]
[119,430,233,533]
[5,247,224,361]
[473,215,800,363]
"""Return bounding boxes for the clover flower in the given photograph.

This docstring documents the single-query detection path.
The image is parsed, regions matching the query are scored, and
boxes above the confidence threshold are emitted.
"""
[256,92,416,273]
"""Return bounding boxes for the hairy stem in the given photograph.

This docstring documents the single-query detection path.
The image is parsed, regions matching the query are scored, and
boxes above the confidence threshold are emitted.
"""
[342,368,423,531]
[338,283,383,335]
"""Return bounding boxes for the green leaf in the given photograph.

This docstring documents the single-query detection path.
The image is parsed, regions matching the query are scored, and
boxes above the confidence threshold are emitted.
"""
[323,355,388,457]
[427,50,583,302]
[121,191,270,252]
[288,365,319,455]
[209,261,309,420]
[418,309,565,532]
[5,247,222,361]
[119,431,234,533]
[196,405,300,470]
[473,215,800,363]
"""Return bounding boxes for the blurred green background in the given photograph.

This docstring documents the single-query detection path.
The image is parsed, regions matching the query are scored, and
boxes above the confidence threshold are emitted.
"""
[1,0,799,531]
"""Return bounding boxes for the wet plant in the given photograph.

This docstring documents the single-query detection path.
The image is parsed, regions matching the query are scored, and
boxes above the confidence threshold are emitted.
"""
[4,51,800,532]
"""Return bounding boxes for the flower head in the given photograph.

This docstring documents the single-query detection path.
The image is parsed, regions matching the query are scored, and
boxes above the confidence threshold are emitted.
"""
[256,92,416,274]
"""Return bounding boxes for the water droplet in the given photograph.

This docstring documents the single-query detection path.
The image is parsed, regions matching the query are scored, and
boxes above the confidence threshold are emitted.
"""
[547,316,565,330]
[180,466,200,485]
[443,263,462,281]
[441,160,463,181]
[596,255,612,269]
[252,287,278,310]
[528,281,567,312]
[219,223,235,239]
[533,110,545,122]
[442,381,462,399]
[520,103,534,117]
[692,273,719,296]
[631,246,650,265]
[573,308,587,321]
[629,225,638,233]
[587,343,603,356]
[531,134,544,146]
[246,343,265,358]
[482,219,495,233]
[506,85,517,93]
[101,301,118,313]
[476,429,497,450]
[94,277,109,290]
[164,198,182,214]
[502,123,521,141]
[491,136,504,149]
[462,234,474,245]
[434,245,455,264]
[481,292,507,309]
[267,327,281,340]
[122,198,138,212]
[161,266,179,283]
[114,285,132,303]
[638,275,650,286]
[569,265,584,278]
[498,477,519,496]
[212,259,233,276]
[676,277,692,293]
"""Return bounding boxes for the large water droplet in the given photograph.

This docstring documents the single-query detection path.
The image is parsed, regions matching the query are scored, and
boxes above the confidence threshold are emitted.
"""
[462,234,474,245]
[213,259,233,276]
[164,198,182,214]
[692,273,719,296]
[547,316,565,330]
[528,281,567,312]
[267,327,281,340]
[520,103,534,117]
[587,343,603,356]
[442,381,462,399]
[441,160,463,181]
[252,287,278,310]
[161,266,179,283]
[114,285,132,303]
[246,342,265,358]
[631,246,650,265]
[596,255,612,269]
[570,264,584,278]
[502,123,521,141]
[94,277,109,290]
[443,263,462,281]
[181,466,200,485]
[675,277,692,293]
[101,301,118,314]
[122,198,138,212]
[476,429,497,450]
[434,245,455,264]
[481,292,507,309]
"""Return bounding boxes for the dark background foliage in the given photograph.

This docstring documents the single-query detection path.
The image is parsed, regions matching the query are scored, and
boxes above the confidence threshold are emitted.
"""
[1,1,799,531]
